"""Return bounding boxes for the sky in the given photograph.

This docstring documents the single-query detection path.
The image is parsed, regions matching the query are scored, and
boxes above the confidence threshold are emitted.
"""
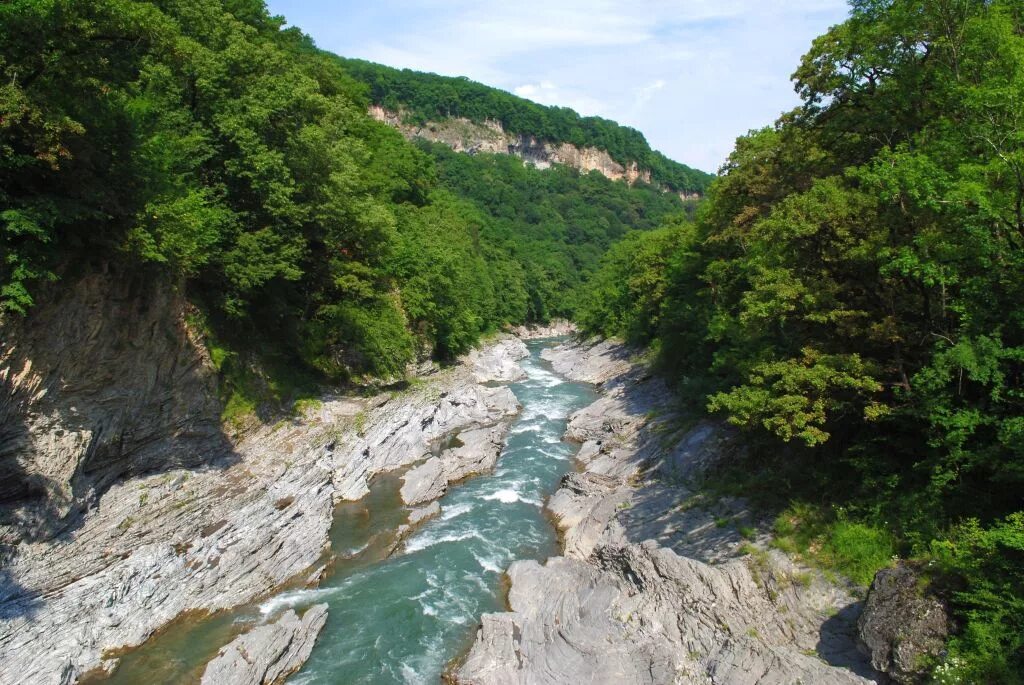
[265,1,851,173]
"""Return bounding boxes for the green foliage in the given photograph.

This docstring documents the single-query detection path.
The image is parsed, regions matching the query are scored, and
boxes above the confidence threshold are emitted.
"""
[577,1,1024,677]
[422,142,690,321]
[707,349,886,446]
[0,0,697,386]
[336,58,714,194]
[576,220,696,344]
[929,514,1024,684]
[773,504,894,587]
[389,194,498,358]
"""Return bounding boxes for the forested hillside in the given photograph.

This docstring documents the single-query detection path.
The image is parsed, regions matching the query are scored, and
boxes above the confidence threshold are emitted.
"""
[580,2,1024,681]
[0,0,691,411]
[423,142,689,319]
[337,58,713,194]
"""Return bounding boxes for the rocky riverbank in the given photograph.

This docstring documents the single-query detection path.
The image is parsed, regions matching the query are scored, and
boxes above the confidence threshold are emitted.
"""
[0,335,530,684]
[457,338,882,684]
[508,319,576,341]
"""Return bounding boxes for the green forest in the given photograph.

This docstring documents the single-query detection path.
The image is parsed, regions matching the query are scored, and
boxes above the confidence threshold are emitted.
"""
[337,57,713,194]
[0,0,690,409]
[579,1,1024,681]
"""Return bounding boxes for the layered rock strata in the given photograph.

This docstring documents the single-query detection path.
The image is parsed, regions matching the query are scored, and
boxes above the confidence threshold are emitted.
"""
[0,270,224,545]
[0,332,528,684]
[200,604,328,685]
[368,107,654,186]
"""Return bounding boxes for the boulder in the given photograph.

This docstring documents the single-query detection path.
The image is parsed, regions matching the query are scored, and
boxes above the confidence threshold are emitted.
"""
[858,563,950,683]
[400,424,510,506]
[466,336,529,383]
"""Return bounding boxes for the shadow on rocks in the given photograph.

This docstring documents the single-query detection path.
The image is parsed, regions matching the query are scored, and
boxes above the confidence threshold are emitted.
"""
[817,601,887,682]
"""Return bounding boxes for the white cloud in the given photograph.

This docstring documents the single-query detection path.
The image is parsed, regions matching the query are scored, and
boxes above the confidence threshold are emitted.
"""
[633,79,667,112]
[513,81,608,117]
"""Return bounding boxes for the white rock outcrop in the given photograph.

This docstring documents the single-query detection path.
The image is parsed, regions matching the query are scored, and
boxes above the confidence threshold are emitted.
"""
[368,108,656,187]
[466,337,530,383]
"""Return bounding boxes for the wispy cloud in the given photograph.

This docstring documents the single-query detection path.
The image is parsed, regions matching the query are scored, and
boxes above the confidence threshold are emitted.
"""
[632,79,666,114]
[269,0,851,171]
[513,81,610,116]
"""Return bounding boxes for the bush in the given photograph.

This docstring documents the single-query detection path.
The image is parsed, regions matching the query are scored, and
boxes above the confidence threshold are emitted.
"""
[929,513,1024,684]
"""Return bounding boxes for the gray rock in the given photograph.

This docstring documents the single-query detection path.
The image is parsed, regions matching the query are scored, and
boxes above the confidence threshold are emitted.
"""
[858,563,949,683]
[466,336,529,383]
[509,319,576,340]
[408,501,442,526]
[540,338,635,386]
[331,382,520,502]
[0,328,524,684]
[460,543,873,685]
[0,271,224,544]
[401,424,510,506]
[459,337,880,685]
[201,603,328,685]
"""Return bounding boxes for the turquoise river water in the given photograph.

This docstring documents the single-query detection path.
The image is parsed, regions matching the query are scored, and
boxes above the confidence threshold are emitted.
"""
[284,338,597,683]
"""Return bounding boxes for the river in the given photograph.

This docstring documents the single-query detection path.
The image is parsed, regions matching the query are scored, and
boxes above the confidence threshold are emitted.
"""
[99,337,596,684]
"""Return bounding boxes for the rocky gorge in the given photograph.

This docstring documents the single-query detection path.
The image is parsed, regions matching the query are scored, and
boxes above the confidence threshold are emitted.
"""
[0,309,532,683]
[456,339,887,685]
[1,321,932,685]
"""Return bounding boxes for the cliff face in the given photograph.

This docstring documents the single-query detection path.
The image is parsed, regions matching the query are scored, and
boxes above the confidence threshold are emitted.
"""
[369,106,658,188]
[0,334,526,684]
[0,268,226,543]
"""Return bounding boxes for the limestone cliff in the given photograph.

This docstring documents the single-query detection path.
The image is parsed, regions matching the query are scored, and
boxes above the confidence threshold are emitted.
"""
[369,106,699,195]
[0,267,226,544]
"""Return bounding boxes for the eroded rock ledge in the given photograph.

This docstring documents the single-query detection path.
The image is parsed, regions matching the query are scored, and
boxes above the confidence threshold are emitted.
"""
[200,603,328,685]
[0,334,529,684]
[456,338,881,685]
[369,107,657,188]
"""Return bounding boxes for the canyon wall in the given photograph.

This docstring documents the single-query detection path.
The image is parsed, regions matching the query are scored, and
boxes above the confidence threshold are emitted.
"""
[0,268,225,544]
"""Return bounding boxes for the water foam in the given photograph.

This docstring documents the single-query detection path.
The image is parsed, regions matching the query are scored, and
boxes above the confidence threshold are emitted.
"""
[480,488,521,504]
[404,529,482,553]
[259,588,332,616]
[473,553,504,574]
[340,542,369,557]
[441,502,474,520]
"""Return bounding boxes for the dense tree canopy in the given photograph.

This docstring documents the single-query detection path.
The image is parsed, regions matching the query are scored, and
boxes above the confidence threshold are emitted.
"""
[0,0,691,389]
[580,1,1024,681]
[424,142,690,320]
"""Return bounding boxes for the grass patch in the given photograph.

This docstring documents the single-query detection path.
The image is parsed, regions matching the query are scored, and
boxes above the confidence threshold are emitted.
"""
[293,397,323,415]
[353,410,368,436]
[772,502,894,587]
[188,306,325,430]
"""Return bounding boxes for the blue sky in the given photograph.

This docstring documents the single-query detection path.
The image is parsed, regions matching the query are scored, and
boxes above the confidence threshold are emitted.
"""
[265,1,851,173]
